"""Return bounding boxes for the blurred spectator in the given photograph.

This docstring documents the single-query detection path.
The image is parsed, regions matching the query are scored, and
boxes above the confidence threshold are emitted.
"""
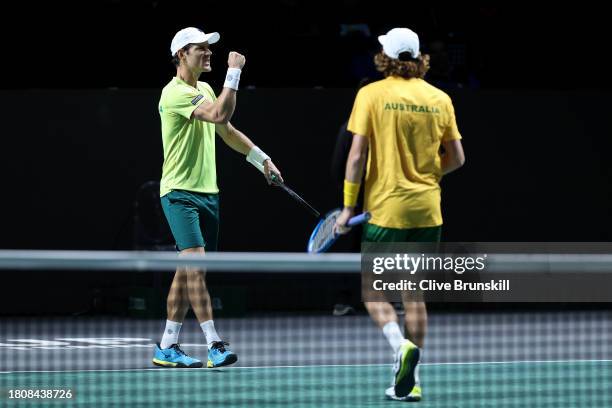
[425,32,480,89]
[338,23,380,86]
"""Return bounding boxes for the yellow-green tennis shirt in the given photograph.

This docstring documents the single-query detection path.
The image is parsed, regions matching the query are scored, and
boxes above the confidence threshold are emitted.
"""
[347,77,462,229]
[159,77,218,197]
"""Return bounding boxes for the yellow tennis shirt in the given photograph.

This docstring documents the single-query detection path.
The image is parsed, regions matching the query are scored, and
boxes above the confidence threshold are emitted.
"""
[347,77,462,229]
[159,77,218,197]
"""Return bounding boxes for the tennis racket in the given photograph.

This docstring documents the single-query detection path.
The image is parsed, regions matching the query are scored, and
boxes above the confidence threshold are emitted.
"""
[253,161,320,218]
[271,175,320,218]
[307,208,371,253]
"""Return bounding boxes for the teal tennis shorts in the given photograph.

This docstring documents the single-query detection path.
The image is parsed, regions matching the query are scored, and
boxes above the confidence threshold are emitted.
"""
[161,190,220,251]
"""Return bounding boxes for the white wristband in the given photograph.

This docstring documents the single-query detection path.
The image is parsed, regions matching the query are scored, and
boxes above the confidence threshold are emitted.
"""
[224,68,241,90]
[246,146,271,172]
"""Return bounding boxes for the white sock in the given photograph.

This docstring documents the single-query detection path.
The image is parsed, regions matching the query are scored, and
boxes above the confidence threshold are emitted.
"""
[382,321,408,354]
[200,320,222,347]
[160,320,182,349]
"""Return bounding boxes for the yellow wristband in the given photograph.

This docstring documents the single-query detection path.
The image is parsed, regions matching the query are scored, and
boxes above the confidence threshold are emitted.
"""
[343,180,361,208]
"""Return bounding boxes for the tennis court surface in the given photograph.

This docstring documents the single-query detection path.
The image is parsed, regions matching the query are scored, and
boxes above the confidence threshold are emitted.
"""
[2,311,611,407]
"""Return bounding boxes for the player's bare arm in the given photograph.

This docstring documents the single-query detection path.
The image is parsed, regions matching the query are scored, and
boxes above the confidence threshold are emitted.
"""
[192,52,246,124]
[335,133,369,233]
[216,122,283,184]
[440,139,465,175]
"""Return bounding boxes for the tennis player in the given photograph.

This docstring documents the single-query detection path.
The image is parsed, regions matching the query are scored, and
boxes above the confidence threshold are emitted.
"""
[152,27,283,369]
[335,28,465,401]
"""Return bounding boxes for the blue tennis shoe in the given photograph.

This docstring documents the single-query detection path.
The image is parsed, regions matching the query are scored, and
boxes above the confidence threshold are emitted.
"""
[207,341,238,368]
[152,343,203,368]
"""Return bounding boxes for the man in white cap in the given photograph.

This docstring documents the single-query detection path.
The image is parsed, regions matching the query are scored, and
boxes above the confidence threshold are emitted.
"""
[153,27,283,369]
[335,27,465,401]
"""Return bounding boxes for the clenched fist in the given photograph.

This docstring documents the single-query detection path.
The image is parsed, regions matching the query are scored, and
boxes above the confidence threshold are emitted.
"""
[228,52,246,69]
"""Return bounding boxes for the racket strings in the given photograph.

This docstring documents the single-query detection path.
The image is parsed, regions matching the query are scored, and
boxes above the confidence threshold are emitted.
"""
[313,214,338,251]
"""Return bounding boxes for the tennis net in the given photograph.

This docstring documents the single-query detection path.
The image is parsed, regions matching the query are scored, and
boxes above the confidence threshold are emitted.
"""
[0,250,610,407]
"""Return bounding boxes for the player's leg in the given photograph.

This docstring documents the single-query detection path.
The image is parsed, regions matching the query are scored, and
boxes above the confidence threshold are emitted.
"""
[402,300,427,348]
[182,246,212,323]
[191,192,237,368]
[401,224,440,346]
[366,300,420,401]
[363,223,421,400]
[166,269,189,325]
[153,191,205,368]
[160,266,188,350]
[386,299,426,402]
[392,225,441,399]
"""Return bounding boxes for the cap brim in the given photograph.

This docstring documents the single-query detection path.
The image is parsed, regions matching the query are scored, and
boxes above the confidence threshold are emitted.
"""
[204,32,220,45]
[378,35,397,59]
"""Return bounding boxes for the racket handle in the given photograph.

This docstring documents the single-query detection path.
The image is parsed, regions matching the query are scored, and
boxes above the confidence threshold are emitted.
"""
[347,212,371,227]
[252,160,281,184]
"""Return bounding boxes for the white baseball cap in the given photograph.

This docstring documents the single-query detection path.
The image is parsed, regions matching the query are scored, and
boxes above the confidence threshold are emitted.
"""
[170,27,220,56]
[378,28,420,59]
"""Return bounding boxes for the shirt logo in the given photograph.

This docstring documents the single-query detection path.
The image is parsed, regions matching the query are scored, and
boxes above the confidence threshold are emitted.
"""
[191,95,204,105]
[384,103,440,114]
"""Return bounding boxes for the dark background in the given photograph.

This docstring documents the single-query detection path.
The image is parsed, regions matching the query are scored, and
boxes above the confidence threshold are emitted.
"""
[2,3,611,90]
[1,2,611,315]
